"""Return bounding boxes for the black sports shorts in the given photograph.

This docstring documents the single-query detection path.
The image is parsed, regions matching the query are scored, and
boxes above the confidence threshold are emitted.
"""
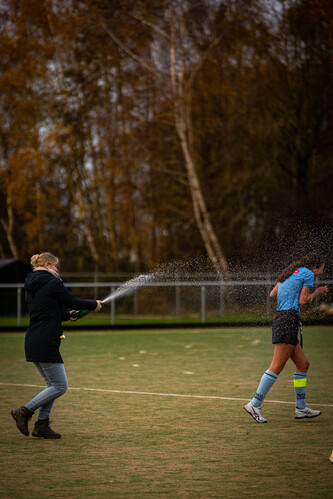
[272,310,301,345]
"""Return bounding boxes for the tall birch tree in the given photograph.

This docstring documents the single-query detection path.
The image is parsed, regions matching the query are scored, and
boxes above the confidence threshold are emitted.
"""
[101,0,229,276]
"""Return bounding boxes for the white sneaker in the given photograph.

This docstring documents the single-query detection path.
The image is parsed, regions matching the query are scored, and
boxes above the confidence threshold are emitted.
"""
[244,402,267,423]
[295,406,322,419]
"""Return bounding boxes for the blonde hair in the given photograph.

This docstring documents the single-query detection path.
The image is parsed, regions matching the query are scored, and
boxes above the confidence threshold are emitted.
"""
[31,252,59,269]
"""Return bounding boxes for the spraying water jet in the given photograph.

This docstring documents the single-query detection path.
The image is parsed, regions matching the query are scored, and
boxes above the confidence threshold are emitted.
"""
[69,255,220,321]
[71,273,158,320]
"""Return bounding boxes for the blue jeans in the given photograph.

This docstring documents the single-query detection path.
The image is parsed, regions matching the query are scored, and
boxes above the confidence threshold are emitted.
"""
[25,362,68,419]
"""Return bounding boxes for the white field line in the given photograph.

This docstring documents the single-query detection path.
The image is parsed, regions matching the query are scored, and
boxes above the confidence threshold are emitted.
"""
[1,382,333,407]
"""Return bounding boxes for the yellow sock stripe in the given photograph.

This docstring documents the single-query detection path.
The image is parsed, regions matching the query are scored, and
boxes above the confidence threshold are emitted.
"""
[294,378,307,387]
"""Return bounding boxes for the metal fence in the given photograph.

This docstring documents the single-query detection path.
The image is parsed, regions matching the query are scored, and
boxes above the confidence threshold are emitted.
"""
[1,280,332,326]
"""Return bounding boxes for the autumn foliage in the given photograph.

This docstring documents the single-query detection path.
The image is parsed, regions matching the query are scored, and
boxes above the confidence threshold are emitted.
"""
[0,0,332,273]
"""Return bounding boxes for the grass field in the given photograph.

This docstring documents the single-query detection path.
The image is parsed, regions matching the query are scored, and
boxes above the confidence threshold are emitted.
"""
[0,311,276,328]
[1,326,332,498]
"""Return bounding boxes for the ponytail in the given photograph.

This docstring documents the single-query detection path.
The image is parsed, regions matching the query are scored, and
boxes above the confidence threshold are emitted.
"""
[30,252,58,269]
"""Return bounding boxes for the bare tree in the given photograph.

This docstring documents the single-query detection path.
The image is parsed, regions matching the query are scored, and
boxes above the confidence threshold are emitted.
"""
[168,2,228,276]
[101,0,229,276]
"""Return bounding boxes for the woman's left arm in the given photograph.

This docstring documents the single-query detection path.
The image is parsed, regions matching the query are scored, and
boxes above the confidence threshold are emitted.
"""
[299,286,328,306]
[61,310,71,322]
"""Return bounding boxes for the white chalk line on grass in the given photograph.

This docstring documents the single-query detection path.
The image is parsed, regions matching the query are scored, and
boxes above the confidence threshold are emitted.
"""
[1,382,333,407]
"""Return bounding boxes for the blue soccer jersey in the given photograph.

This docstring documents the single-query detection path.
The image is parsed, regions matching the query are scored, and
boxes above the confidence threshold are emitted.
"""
[277,267,314,312]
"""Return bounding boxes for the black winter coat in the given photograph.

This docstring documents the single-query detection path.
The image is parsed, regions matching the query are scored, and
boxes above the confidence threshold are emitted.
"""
[24,270,97,363]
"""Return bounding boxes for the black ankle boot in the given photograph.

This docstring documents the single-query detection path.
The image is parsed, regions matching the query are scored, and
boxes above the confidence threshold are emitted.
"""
[11,406,35,436]
[32,419,61,439]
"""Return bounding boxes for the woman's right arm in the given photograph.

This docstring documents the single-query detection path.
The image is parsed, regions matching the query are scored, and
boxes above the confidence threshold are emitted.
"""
[53,280,101,311]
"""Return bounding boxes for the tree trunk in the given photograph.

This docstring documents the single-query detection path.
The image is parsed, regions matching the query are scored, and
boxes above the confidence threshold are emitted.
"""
[102,3,229,276]
[0,200,19,259]
[169,4,229,277]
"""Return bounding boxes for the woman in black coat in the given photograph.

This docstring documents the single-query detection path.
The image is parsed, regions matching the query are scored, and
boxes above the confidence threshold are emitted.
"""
[11,252,102,439]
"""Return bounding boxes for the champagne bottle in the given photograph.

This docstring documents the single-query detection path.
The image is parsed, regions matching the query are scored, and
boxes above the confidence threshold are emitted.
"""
[71,309,92,320]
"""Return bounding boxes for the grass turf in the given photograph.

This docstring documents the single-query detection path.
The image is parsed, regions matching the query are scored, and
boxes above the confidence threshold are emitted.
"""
[0,312,276,328]
[0,327,332,498]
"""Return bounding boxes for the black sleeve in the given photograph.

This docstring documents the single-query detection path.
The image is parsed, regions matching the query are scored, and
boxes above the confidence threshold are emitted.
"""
[61,310,71,322]
[53,280,98,311]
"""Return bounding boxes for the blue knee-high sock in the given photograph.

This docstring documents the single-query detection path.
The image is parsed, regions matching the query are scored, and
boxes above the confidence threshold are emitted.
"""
[251,370,278,408]
[294,371,307,409]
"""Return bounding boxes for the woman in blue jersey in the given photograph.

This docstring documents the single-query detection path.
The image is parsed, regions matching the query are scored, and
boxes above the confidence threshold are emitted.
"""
[244,254,328,423]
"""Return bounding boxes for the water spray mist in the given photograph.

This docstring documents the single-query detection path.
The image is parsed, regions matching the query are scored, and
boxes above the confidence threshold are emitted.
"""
[70,273,156,321]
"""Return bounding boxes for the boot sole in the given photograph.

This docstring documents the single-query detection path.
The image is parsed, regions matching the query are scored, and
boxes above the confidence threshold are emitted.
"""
[11,410,29,436]
[32,432,61,439]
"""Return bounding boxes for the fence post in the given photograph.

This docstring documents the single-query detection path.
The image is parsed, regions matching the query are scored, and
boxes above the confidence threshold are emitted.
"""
[134,290,139,314]
[17,287,21,326]
[110,287,115,325]
[266,285,271,317]
[219,284,224,318]
[175,286,180,317]
[201,285,206,324]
